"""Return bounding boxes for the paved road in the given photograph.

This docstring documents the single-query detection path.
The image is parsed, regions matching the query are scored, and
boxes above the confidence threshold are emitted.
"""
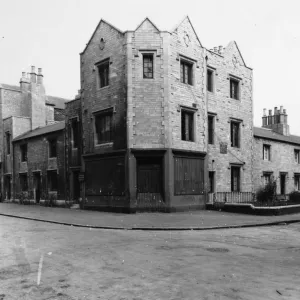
[1,216,300,300]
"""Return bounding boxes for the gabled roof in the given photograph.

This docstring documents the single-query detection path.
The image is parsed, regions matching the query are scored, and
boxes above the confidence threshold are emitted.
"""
[172,15,202,47]
[254,127,300,145]
[225,41,251,70]
[81,19,124,55]
[135,17,160,32]
[13,122,65,142]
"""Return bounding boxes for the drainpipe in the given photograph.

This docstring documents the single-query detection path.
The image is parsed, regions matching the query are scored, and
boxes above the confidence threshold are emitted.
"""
[204,53,209,204]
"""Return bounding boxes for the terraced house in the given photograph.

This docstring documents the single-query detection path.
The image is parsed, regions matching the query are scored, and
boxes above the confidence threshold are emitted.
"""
[71,16,253,212]
[0,67,69,203]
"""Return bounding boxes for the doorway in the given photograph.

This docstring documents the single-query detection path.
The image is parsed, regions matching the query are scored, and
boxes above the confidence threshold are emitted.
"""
[280,173,286,195]
[136,157,164,211]
[33,172,41,203]
[4,175,11,200]
[72,170,80,203]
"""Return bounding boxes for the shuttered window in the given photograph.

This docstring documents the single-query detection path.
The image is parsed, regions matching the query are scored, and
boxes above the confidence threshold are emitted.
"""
[174,156,204,195]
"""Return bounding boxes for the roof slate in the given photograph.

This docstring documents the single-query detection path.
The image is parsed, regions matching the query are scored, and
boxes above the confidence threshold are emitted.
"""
[13,122,65,142]
[253,127,300,145]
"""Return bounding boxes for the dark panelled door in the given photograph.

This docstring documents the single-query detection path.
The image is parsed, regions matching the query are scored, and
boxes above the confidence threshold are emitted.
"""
[137,160,164,211]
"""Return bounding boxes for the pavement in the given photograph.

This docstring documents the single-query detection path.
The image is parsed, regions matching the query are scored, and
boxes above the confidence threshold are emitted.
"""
[1,202,300,230]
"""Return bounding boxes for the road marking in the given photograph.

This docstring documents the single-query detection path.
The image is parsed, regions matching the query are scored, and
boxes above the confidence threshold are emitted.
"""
[37,254,44,285]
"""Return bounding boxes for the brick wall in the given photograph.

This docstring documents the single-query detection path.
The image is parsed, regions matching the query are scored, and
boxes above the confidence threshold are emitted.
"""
[206,42,253,192]
[80,20,127,154]
[253,136,300,194]
[13,130,66,200]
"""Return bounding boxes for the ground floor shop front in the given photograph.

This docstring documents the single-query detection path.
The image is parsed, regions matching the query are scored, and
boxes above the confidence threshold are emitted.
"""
[81,148,207,212]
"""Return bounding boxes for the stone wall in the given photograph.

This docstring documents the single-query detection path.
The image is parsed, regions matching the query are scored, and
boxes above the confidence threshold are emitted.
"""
[206,42,253,192]
[253,136,300,194]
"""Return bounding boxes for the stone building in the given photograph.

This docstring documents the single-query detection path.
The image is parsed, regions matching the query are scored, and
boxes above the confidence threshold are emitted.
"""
[206,42,253,195]
[0,67,69,202]
[73,16,253,211]
[65,94,82,203]
[253,106,300,195]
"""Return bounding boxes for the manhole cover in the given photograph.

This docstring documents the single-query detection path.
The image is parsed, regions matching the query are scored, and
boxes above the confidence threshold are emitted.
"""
[206,247,229,253]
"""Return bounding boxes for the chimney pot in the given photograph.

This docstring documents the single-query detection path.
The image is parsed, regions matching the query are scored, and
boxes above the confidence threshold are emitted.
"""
[263,108,266,116]
[283,109,286,114]
[280,106,283,114]
[31,66,36,73]
[22,72,26,78]
[269,109,272,116]
[38,68,42,75]
[214,47,218,52]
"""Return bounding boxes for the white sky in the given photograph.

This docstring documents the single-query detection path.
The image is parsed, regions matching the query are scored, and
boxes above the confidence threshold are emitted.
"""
[0,0,299,134]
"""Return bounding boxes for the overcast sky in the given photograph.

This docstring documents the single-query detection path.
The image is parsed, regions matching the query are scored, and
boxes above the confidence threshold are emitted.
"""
[0,0,299,133]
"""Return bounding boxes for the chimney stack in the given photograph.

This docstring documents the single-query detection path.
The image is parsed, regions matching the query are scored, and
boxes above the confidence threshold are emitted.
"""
[262,108,268,126]
[264,106,290,136]
[37,68,43,85]
[20,71,30,90]
[30,66,36,83]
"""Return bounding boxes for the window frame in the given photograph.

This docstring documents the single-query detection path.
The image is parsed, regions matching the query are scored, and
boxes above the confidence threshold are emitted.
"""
[20,144,28,162]
[48,139,57,158]
[231,166,241,192]
[294,173,300,191]
[142,53,154,79]
[263,172,273,186]
[229,77,240,100]
[6,132,11,155]
[71,118,79,149]
[230,120,241,148]
[263,144,271,161]
[180,59,193,85]
[19,173,28,192]
[93,108,114,145]
[47,170,58,191]
[208,171,215,193]
[207,67,215,93]
[181,108,195,142]
[96,58,110,89]
[295,149,300,164]
[208,114,215,145]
